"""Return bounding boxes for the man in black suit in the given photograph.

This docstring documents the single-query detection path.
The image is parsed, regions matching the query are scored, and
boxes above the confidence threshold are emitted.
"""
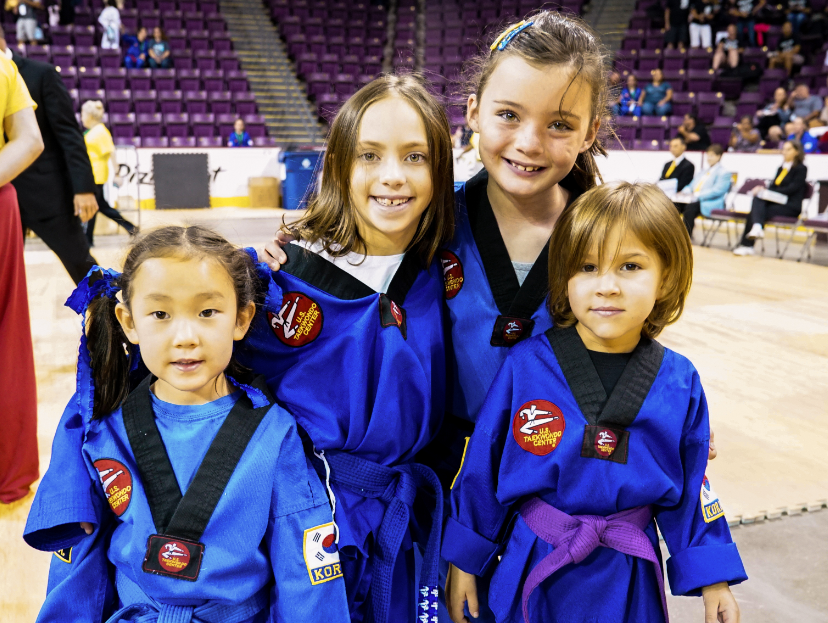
[0,27,99,285]
[660,135,695,196]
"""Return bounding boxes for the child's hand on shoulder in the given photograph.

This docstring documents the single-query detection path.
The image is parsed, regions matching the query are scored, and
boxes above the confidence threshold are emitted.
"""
[702,581,739,622]
[446,563,479,623]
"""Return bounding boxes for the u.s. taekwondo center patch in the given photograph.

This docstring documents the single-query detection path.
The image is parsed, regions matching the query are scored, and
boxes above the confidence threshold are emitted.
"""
[512,400,565,456]
[303,523,343,585]
[93,458,133,516]
[440,250,464,299]
[268,291,323,347]
[700,475,725,523]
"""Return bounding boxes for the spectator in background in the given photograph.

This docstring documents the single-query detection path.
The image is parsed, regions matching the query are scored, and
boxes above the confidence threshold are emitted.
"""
[788,84,823,127]
[819,95,828,126]
[664,0,691,50]
[727,0,765,48]
[680,143,732,236]
[612,74,641,117]
[733,139,807,255]
[689,0,717,48]
[640,68,673,116]
[14,0,43,46]
[730,115,761,151]
[227,118,253,147]
[787,116,818,153]
[786,0,810,35]
[123,27,149,69]
[660,135,696,193]
[756,86,791,141]
[98,0,121,50]
[712,23,741,70]
[148,26,172,69]
[81,100,137,246]
[678,112,711,150]
[768,21,803,77]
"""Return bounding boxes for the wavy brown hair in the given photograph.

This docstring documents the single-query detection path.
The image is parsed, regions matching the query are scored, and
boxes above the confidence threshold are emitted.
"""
[547,182,693,339]
[288,73,455,265]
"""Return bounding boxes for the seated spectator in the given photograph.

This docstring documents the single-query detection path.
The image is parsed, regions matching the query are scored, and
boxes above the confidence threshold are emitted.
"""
[14,0,43,46]
[733,140,807,255]
[660,135,696,193]
[729,115,760,152]
[678,112,711,150]
[768,21,803,77]
[787,116,818,153]
[713,23,741,70]
[227,118,253,147]
[98,0,121,50]
[664,0,691,50]
[786,0,810,35]
[689,0,718,49]
[640,68,673,116]
[148,26,172,69]
[680,143,732,236]
[755,87,791,141]
[788,84,823,127]
[612,74,641,117]
[123,27,149,69]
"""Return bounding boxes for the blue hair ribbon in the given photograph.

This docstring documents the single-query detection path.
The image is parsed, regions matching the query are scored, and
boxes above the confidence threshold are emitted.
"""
[490,20,534,51]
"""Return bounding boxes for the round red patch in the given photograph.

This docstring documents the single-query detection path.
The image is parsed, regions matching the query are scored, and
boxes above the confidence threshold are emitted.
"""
[158,541,190,573]
[268,291,323,347]
[512,400,565,456]
[93,458,133,517]
[440,250,464,300]
[502,319,524,343]
[594,428,618,457]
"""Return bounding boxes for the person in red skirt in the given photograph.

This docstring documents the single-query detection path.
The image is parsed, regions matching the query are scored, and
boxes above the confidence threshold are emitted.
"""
[0,52,44,503]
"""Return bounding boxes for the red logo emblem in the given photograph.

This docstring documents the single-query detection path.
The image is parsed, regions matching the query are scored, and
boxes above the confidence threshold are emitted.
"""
[502,319,524,342]
[93,458,133,516]
[512,400,565,456]
[440,250,464,300]
[268,291,323,347]
[594,428,618,457]
[390,300,403,327]
[158,541,190,573]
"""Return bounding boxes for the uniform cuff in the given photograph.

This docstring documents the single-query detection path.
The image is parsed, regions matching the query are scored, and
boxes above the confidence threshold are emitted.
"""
[23,496,100,551]
[441,517,500,576]
[667,543,748,596]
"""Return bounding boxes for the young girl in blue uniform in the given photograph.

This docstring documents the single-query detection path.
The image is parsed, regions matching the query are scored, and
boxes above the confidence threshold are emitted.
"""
[26,226,350,622]
[444,182,747,623]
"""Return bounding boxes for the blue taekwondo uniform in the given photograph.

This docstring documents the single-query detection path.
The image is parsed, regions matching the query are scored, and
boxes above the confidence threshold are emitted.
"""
[443,325,747,623]
[237,244,446,623]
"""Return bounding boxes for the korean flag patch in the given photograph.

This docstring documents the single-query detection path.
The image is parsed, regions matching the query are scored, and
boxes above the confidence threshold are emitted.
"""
[700,475,725,523]
[303,523,343,585]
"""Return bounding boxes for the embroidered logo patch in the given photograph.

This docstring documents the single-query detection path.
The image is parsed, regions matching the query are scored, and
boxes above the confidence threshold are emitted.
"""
[93,458,133,516]
[512,400,565,456]
[142,534,204,581]
[440,250,464,299]
[268,291,323,347]
[594,428,618,457]
[490,315,535,347]
[581,425,630,464]
[54,548,72,563]
[303,523,343,585]
[159,540,191,573]
[379,294,407,339]
[502,319,524,343]
[700,475,725,523]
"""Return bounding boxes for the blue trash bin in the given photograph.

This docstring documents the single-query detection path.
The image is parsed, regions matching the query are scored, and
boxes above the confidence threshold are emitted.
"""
[281,151,323,210]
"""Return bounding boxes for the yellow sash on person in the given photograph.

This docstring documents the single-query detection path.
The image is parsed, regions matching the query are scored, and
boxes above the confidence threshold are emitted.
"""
[694,170,712,193]
[774,168,788,186]
[665,161,677,178]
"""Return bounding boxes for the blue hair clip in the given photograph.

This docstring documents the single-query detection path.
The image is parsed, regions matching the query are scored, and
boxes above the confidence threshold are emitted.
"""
[490,20,534,51]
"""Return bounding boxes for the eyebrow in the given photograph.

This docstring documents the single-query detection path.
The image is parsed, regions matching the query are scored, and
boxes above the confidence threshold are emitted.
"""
[143,291,226,301]
[358,140,429,150]
[492,100,581,121]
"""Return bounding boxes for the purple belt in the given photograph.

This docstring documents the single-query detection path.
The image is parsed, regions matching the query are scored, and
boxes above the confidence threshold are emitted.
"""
[518,498,669,623]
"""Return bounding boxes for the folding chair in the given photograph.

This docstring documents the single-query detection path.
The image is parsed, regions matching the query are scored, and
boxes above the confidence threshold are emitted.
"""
[703,177,764,249]
[797,213,828,263]
[765,182,816,260]
[699,172,737,246]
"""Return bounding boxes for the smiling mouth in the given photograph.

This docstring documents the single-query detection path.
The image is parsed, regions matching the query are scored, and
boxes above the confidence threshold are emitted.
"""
[172,359,203,371]
[372,196,413,207]
[591,308,624,316]
[504,158,545,173]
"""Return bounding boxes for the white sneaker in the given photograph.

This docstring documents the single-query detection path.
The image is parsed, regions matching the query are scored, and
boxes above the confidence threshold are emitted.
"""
[732,246,755,256]
[746,223,764,239]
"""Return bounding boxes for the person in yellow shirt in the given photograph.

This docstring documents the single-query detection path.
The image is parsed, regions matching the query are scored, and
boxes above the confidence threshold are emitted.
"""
[81,99,137,246]
[0,52,44,504]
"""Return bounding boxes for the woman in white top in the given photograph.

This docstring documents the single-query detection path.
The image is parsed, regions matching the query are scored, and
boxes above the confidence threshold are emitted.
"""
[98,0,121,50]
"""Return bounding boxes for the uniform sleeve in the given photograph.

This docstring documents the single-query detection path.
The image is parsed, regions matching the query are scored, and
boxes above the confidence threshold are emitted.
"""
[24,396,106,551]
[266,420,350,622]
[655,372,747,596]
[696,170,731,202]
[3,56,36,118]
[442,357,515,577]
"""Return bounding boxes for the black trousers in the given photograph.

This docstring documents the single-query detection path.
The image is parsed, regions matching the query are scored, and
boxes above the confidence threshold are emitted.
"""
[20,208,97,285]
[85,184,137,246]
[682,201,702,236]
[739,197,800,247]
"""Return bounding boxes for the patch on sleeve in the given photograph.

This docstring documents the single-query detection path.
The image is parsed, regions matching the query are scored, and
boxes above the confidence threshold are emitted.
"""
[54,548,72,563]
[440,250,464,299]
[700,475,725,523]
[268,291,323,347]
[303,523,343,585]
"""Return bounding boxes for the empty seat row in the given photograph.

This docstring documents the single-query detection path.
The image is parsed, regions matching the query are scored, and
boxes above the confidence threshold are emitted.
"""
[115,136,280,148]
[108,112,267,140]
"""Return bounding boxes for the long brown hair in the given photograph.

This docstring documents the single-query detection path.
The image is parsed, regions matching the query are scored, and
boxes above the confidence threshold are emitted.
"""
[288,73,455,265]
[460,10,612,191]
[87,226,259,418]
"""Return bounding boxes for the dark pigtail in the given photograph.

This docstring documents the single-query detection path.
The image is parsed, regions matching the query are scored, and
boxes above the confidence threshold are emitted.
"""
[87,292,136,419]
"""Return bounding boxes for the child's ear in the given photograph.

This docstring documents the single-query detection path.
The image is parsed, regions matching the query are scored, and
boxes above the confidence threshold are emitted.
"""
[657,270,669,300]
[466,94,480,133]
[233,301,257,341]
[115,302,139,345]
[579,117,601,154]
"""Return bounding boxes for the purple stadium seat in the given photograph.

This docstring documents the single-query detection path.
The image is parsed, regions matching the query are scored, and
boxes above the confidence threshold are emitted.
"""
[179,0,197,11]
[709,126,731,146]
[26,45,50,63]
[141,11,162,30]
[633,139,663,151]
[128,69,152,91]
[614,116,640,147]
[640,116,668,142]
[74,9,93,28]
[184,91,208,114]
[79,88,105,108]
[185,12,205,31]
[212,33,233,53]
[143,137,170,148]
[171,136,196,147]
[153,69,177,92]
[638,50,661,72]
[226,71,248,92]
[174,49,194,70]
[216,113,238,137]
[76,46,99,69]
[107,90,133,114]
[662,48,686,71]
[207,13,226,32]
[158,0,175,10]
[120,9,139,32]
[197,136,223,147]
[244,115,266,138]
[735,92,763,120]
[686,69,714,93]
[136,0,154,12]
[163,12,184,31]
[671,92,696,117]
[218,51,239,72]
[192,113,216,137]
[195,50,217,71]
[687,48,712,70]
[115,136,142,147]
[168,30,188,51]
[133,90,159,114]
[742,47,766,69]
[160,91,184,114]
[252,136,278,147]
[697,92,723,124]
[190,31,210,52]
[57,66,79,90]
[138,113,163,139]
[333,73,355,96]
[202,69,225,92]
[164,113,190,138]
[798,66,826,89]
[101,68,125,91]
[178,69,201,92]
[100,49,121,69]
[52,26,73,47]
[715,76,742,100]
[208,91,232,114]
[662,69,686,92]
[111,113,136,138]
[233,92,256,115]
[77,67,102,90]
[52,45,75,68]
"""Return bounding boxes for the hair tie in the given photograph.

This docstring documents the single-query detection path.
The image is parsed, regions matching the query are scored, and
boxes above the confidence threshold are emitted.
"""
[490,20,534,51]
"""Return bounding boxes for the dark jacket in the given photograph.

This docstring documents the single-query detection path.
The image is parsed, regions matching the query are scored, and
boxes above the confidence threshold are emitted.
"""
[769,163,808,210]
[11,52,96,219]
[660,157,695,192]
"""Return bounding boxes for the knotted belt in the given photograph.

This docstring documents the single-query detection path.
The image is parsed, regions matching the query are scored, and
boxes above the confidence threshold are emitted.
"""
[518,497,668,623]
[323,451,443,623]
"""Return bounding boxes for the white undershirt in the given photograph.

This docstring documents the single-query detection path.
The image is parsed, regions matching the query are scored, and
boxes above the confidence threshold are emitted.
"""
[292,240,404,294]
